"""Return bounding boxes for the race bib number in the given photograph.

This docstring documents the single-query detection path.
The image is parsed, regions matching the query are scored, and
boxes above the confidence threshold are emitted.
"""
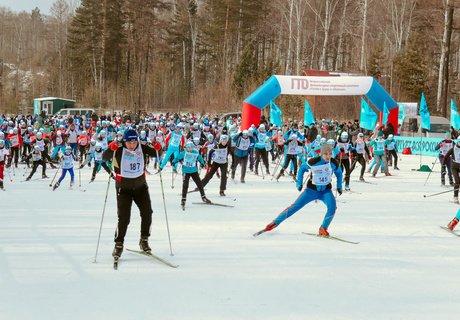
[441,143,452,155]
[170,134,181,147]
[238,138,250,151]
[184,151,198,167]
[213,148,228,164]
[356,142,365,154]
[10,135,19,146]
[120,145,145,178]
[62,154,74,169]
[454,146,460,164]
[376,141,385,152]
[287,141,298,154]
[312,163,333,186]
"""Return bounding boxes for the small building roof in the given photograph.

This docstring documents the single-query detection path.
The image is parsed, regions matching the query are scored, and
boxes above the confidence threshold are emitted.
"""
[34,97,76,102]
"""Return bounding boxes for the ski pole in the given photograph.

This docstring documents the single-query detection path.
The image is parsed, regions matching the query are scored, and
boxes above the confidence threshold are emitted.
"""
[78,166,82,188]
[93,172,112,263]
[23,165,29,177]
[423,188,454,198]
[49,162,62,187]
[155,144,174,256]
[271,154,283,181]
[423,157,438,186]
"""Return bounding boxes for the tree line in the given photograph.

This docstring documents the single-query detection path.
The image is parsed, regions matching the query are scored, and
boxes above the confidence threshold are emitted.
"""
[0,0,459,121]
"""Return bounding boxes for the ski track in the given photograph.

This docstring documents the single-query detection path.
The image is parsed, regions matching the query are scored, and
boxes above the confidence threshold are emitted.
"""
[0,155,458,320]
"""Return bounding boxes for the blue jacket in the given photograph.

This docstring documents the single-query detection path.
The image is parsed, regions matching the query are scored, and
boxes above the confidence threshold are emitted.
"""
[173,149,205,174]
[296,157,343,192]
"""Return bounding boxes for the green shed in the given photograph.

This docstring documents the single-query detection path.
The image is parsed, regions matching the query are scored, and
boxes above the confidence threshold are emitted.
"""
[33,97,76,115]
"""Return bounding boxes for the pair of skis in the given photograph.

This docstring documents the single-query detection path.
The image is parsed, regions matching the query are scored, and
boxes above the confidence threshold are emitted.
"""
[253,229,359,244]
[114,248,179,270]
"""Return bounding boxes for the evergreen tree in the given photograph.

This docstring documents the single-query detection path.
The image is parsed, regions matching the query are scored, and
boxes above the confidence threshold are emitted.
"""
[394,36,428,100]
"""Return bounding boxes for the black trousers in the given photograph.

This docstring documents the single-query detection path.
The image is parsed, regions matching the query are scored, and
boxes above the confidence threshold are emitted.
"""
[339,158,351,185]
[27,160,46,178]
[92,161,112,179]
[182,172,205,200]
[8,147,19,166]
[440,155,453,184]
[280,154,298,176]
[255,148,269,173]
[114,183,153,243]
[387,150,398,168]
[202,162,228,192]
[232,155,248,181]
[350,154,366,178]
[452,162,460,197]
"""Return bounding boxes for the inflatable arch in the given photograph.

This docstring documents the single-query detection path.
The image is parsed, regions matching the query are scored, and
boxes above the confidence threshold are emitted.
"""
[241,75,398,131]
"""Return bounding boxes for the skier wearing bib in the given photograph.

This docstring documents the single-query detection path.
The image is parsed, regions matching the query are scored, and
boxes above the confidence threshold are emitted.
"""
[231,130,254,183]
[336,131,353,190]
[443,140,460,203]
[173,140,211,209]
[201,135,231,196]
[52,146,77,190]
[385,134,399,170]
[6,128,22,168]
[276,134,301,181]
[435,134,454,186]
[102,129,158,258]
[369,132,389,177]
[159,123,185,172]
[25,146,48,180]
[350,132,371,181]
[0,139,10,190]
[260,143,343,236]
[254,124,270,175]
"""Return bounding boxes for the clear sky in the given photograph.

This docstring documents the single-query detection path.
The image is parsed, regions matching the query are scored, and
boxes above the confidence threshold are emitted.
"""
[1,0,73,15]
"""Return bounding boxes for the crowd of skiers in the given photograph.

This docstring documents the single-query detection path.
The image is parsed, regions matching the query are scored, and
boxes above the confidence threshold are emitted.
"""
[0,111,458,256]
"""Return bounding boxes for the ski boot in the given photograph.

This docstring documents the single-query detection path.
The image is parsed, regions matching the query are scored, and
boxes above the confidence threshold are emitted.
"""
[52,182,60,191]
[240,178,245,183]
[219,190,226,197]
[70,180,74,188]
[42,174,49,179]
[112,241,124,258]
[447,218,459,231]
[441,179,446,186]
[181,198,186,211]
[265,221,278,231]
[26,176,31,181]
[276,169,284,181]
[359,176,365,182]
[385,172,392,176]
[345,184,350,191]
[394,166,400,170]
[318,226,329,236]
[139,237,151,253]
[453,196,459,204]
[201,195,211,204]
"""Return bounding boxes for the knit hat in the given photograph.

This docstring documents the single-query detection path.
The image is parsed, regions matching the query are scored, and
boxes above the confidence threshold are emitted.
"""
[123,129,138,142]
[321,144,333,155]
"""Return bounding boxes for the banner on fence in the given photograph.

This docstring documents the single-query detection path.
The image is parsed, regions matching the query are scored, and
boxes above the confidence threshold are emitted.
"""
[394,136,442,157]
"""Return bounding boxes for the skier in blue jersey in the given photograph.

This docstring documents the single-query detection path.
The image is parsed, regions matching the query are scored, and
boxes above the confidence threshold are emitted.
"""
[53,146,77,190]
[258,143,343,236]
[159,123,185,172]
[173,140,211,209]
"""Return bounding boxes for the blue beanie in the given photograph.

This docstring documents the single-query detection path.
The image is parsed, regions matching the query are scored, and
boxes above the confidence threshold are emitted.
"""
[123,129,139,142]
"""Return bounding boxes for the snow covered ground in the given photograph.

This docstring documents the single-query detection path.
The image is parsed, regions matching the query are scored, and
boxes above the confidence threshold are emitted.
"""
[1,154,459,320]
